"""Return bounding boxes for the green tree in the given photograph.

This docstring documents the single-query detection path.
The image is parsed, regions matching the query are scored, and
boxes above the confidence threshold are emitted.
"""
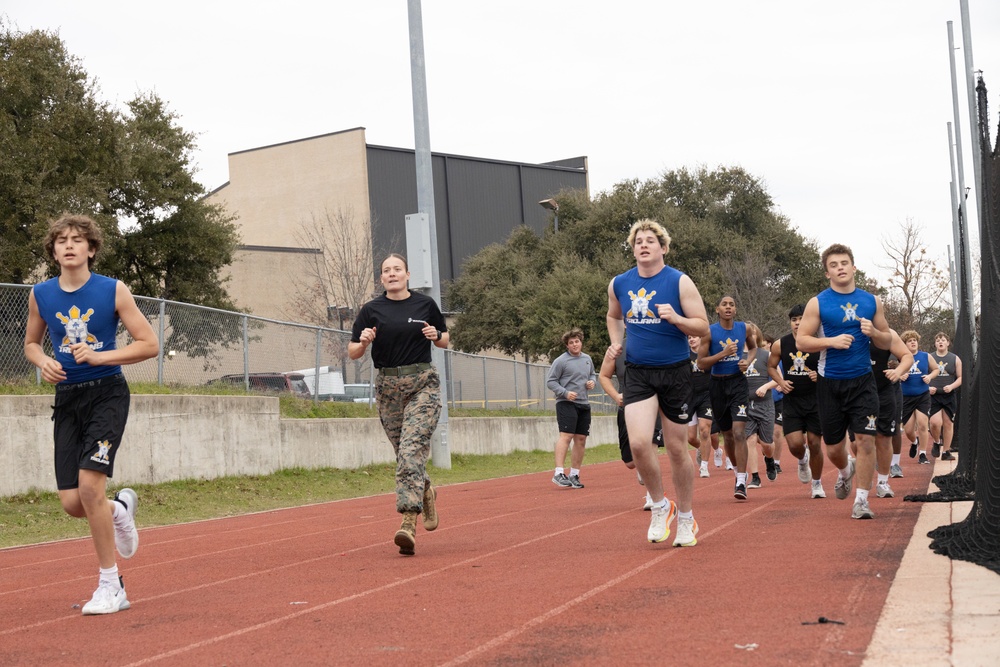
[0,23,239,303]
[1,24,240,376]
[446,166,827,359]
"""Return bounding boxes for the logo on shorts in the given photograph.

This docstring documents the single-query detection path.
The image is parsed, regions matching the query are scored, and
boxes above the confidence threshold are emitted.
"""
[90,440,111,465]
[705,408,713,418]
[56,305,105,354]
[840,302,859,322]
[737,404,747,417]
[678,403,689,421]
[626,288,658,321]
[866,415,877,431]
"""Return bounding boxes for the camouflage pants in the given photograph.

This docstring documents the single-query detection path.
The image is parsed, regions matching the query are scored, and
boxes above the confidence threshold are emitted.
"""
[376,367,442,513]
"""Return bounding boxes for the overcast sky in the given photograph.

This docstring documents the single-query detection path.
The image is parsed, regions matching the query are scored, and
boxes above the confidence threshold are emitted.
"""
[5,1,999,285]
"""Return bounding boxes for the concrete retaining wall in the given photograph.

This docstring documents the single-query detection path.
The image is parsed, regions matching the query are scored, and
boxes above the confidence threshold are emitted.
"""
[0,396,616,497]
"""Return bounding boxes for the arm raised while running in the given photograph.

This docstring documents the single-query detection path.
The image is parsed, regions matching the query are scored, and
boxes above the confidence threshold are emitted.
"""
[795,297,850,354]
[882,329,914,383]
[65,282,159,368]
[657,275,709,339]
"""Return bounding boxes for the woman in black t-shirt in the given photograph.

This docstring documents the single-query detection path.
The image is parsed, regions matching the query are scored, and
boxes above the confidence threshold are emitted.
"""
[348,253,449,556]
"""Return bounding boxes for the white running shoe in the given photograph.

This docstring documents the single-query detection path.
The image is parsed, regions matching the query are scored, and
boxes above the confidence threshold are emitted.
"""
[699,463,710,478]
[834,459,856,500]
[636,470,644,486]
[876,482,895,498]
[647,499,677,543]
[851,498,875,520]
[797,450,811,484]
[642,492,654,511]
[725,457,734,471]
[713,449,723,468]
[81,579,130,615]
[673,516,699,547]
[113,488,139,559]
[811,482,826,499]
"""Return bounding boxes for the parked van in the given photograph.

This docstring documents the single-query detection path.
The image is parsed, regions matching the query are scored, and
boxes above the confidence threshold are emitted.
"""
[209,372,311,398]
[293,366,346,400]
[343,383,374,404]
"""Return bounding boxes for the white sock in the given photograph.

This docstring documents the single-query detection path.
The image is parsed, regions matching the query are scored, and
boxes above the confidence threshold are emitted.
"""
[891,453,901,466]
[736,472,747,485]
[678,510,693,521]
[812,479,822,488]
[700,461,708,469]
[111,499,128,523]
[555,467,565,475]
[877,474,889,485]
[99,565,121,589]
[856,488,869,503]
[839,465,851,478]
[569,468,580,477]
[655,498,669,511]
[774,459,781,466]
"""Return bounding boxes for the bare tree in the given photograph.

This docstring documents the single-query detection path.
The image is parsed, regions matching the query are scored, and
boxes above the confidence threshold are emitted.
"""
[718,249,786,338]
[284,206,376,328]
[877,219,950,332]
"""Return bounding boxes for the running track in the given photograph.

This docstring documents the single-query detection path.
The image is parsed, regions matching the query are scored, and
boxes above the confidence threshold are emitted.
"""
[0,454,934,666]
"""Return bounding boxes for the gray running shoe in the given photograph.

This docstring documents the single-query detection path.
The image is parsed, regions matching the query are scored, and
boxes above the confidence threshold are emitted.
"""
[890,464,904,478]
[834,459,856,500]
[851,499,875,519]
[876,482,894,498]
[552,473,573,488]
[568,474,585,489]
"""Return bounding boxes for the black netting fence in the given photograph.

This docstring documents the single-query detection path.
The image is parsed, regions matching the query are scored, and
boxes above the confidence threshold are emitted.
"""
[906,74,1000,575]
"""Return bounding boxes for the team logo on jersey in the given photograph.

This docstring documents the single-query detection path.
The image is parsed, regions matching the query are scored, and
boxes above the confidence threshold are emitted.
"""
[56,305,104,354]
[626,288,658,321]
[908,360,922,376]
[840,302,859,322]
[938,361,949,376]
[745,359,760,377]
[737,404,747,418]
[90,440,112,465]
[866,415,877,431]
[789,351,810,374]
[719,338,740,362]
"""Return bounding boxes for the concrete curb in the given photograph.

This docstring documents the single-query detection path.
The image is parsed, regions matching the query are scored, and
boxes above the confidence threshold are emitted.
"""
[863,458,1000,666]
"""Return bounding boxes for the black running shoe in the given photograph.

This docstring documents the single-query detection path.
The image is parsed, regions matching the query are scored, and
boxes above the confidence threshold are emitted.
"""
[774,463,783,474]
[569,474,585,489]
[941,450,956,461]
[909,443,918,459]
[734,482,748,500]
[918,453,930,465]
[765,457,777,481]
[931,442,942,458]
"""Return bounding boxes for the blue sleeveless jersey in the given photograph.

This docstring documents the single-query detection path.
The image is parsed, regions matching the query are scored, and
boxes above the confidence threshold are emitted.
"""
[815,287,877,379]
[901,350,931,396]
[33,274,122,383]
[612,265,689,366]
[708,321,747,376]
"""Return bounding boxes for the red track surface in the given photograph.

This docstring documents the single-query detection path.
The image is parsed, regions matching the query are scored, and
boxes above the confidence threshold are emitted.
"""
[1,453,934,666]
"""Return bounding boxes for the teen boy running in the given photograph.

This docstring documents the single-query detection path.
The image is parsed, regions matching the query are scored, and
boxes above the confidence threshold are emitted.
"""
[928,332,962,460]
[24,214,158,614]
[548,328,597,489]
[796,244,892,520]
[607,219,710,546]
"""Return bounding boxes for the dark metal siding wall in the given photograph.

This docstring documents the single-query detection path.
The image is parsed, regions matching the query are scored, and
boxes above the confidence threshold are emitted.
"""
[367,146,587,287]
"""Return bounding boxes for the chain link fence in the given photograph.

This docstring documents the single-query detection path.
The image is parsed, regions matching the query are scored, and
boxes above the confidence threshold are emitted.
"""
[0,284,614,413]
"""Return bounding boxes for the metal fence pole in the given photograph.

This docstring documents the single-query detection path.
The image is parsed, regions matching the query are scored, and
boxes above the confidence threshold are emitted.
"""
[482,357,488,410]
[242,315,250,391]
[314,329,322,403]
[157,299,166,385]
[513,358,519,409]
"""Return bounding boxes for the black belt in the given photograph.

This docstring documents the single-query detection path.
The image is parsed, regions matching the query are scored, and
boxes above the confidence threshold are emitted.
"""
[56,372,125,392]
[379,363,432,377]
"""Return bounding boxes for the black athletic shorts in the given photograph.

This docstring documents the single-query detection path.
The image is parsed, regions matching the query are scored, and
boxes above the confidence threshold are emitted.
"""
[52,373,131,490]
[617,407,663,463]
[708,373,749,432]
[622,360,693,425]
[929,391,958,420]
[901,392,931,424]
[876,382,901,437]
[816,373,878,445]
[556,401,592,436]
[690,387,712,421]
[782,392,821,436]
[774,400,783,428]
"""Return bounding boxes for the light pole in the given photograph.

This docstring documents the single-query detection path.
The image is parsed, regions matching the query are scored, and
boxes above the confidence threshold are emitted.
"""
[539,198,559,233]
